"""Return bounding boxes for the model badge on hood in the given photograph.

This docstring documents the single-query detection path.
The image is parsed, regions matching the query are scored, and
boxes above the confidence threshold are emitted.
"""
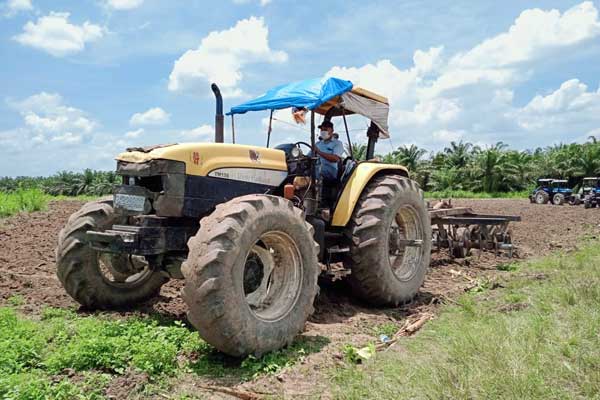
[249,149,261,162]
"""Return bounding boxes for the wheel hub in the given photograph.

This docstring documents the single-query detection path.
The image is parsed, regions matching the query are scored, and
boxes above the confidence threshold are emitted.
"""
[242,231,303,322]
[388,205,424,282]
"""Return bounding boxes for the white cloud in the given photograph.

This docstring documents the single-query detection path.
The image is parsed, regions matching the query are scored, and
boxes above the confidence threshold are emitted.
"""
[7,92,97,146]
[3,0,32,17]
[232,0,272,6]
[13,12,105,57]
[168,16,287,97]
[124,128,144,138]
[450,1,600,70]
[129,107,170,126]
[432,129,464,142]
[178,124,213,140]
[325,1,600,150]
[106,0,143,10]
[516,79,600,131]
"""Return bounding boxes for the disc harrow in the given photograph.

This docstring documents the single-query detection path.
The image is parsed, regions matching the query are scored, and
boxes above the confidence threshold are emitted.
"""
[429,205,521,258]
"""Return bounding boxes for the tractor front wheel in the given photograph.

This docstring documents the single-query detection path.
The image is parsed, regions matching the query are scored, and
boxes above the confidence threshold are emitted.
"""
[182,194,320,357]
[56,200,169,309]
[553,193,565,205]
[344,175,431,306]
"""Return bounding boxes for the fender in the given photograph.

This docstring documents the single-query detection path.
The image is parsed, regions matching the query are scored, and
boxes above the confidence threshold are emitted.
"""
[331,162,409,227]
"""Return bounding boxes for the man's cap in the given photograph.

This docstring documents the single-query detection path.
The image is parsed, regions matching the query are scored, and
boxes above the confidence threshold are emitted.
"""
[318,121,334,130]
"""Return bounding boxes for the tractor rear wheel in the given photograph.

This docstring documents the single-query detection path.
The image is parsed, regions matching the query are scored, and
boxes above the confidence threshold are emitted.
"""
[182,194,319,357]
[535,191,549,204]
[56,200,168,309]
[344,175,431,306]
[553,193,565,205]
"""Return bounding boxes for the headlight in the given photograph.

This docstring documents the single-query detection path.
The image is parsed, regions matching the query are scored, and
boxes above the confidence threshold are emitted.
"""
[291,146,302,158]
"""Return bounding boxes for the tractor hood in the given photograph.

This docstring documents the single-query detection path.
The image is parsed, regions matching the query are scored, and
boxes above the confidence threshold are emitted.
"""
[115,143,287,177]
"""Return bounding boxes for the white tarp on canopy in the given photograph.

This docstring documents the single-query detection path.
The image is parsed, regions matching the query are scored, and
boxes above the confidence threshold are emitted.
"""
[341,91,390,138]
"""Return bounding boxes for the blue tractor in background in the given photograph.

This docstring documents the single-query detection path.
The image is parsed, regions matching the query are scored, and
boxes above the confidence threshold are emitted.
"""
[581,177,600,208]
[529,179,574,205]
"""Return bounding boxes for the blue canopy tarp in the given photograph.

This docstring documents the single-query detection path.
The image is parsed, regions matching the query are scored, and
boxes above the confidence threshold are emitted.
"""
[228,77,353,115]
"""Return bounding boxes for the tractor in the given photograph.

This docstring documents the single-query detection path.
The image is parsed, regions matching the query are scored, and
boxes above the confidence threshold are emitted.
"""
[581,177,600,208]
[529,178,573,205]
[55,77,431,357]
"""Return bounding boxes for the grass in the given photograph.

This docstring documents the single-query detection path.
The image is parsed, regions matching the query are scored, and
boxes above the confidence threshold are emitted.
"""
[425,189,530,199]
[0,189,99,218]
[0,189,48,218]
[0,306,327,399]
[331,242,600,399]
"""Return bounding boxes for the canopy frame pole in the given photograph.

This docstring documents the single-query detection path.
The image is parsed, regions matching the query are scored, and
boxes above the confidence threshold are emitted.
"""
[231,115,236,144]
[310,110,315,148]
[309,111,319,210]
[341,107,354,160]
[266,109,274,148]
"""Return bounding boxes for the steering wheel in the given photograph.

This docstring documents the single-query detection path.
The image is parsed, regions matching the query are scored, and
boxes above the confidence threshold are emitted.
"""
[294,141,312,151]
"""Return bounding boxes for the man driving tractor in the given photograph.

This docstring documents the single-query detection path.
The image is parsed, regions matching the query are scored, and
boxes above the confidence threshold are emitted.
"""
[313,120,344,181]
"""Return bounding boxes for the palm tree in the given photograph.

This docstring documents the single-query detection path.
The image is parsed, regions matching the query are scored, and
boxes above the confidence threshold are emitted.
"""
[350,143,368,160]
[391,144,427,172]
[444,140,473,169]
[467,142,521,192]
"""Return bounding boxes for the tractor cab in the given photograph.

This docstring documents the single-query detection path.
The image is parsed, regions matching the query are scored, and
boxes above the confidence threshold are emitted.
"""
[551,179,570,190]
[537,178,553,190]
[581,177,600,196]
[227,77,400,219]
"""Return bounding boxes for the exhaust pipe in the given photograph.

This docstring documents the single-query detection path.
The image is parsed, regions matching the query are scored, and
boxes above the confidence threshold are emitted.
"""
[211,83,224,143]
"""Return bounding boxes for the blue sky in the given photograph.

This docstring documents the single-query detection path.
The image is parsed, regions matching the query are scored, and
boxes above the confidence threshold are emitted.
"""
[1,0,600,176]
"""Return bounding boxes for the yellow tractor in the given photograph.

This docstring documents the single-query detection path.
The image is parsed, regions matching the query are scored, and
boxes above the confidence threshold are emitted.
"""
[55,77,431,356]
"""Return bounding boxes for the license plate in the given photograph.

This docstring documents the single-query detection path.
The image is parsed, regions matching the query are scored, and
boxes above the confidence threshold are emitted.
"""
[114,193,146,212]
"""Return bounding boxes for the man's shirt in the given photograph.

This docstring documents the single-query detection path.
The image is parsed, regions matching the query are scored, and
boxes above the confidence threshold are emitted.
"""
[316,137,344,180]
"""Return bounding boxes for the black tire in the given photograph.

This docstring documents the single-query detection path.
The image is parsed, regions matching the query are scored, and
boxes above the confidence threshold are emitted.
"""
[344,175,431,306]
[585,200,591,209]
[553,193,565,205]
[535,191,549,205]
[569,196,580,206]
[56,200,168,309]
[181,194,320,357]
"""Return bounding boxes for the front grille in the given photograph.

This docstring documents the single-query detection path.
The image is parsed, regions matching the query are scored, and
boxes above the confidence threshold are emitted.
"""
[122,175,163,193]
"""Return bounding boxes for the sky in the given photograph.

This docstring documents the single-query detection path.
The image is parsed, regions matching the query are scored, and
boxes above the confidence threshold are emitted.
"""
[1,0,600,176]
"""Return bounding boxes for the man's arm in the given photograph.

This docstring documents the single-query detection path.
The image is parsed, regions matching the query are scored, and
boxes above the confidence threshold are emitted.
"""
[313,144,342,163]
[316,150,341,163]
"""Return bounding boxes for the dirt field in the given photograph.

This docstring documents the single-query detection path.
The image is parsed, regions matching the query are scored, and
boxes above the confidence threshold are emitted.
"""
[1,198,599,398]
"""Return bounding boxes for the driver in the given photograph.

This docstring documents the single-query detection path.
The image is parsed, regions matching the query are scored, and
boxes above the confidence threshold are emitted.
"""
[313,121,344,181]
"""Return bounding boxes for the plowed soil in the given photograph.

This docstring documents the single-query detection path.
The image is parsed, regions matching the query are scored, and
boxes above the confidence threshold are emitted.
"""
[1,199,598,398]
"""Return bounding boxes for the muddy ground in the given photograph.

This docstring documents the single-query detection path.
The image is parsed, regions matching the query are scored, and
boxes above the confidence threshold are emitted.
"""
[0,199,599,398]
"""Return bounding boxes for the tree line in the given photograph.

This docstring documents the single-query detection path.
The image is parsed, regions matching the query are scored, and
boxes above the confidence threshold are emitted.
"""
[0,170,119,196]
[353,137,600,192]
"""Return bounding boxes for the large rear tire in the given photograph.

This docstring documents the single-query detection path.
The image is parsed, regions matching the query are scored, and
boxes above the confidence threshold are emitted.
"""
[56,201,168,309]
[344,175,431,306]
[182,195,320,357]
